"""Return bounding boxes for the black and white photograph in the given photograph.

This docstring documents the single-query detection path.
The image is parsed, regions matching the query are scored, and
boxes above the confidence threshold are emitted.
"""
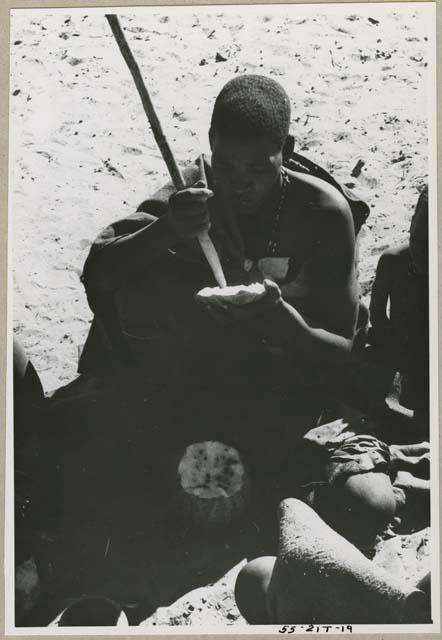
[7,1,438,633]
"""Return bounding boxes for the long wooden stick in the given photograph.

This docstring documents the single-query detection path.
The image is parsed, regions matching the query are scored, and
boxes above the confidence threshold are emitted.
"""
[105,14,227,288]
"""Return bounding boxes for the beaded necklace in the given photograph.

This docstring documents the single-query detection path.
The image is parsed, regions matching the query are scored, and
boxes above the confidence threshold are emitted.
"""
[266,167,290,256]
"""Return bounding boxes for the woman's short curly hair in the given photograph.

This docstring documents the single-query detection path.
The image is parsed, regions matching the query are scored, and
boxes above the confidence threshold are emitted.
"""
[210,75,291,149]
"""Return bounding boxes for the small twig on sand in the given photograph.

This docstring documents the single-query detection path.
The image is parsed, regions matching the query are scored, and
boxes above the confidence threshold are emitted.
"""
[351,159,365,178]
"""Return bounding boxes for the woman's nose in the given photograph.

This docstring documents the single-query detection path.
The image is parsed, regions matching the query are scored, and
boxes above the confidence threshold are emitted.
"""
[232,172,253,192]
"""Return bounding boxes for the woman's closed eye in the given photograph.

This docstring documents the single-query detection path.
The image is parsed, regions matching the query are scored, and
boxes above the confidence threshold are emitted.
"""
[213,164,234,173]
[214,163,269,175]
[249,165,270,174]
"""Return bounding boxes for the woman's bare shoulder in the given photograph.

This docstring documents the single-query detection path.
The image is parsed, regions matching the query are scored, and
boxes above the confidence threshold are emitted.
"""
[285,168,350,214]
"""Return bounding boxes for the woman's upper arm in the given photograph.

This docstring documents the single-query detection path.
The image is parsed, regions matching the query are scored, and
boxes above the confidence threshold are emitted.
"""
[308,198,359,339]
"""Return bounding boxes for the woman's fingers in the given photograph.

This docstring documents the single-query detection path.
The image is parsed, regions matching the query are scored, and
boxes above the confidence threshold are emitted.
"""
[167,188,212,239]
[179,206,209,220]
[172,187,214,201]
[263,279,282,303]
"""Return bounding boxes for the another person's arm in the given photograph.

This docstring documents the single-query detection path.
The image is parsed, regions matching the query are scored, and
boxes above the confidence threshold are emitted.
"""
[369,252,394,346]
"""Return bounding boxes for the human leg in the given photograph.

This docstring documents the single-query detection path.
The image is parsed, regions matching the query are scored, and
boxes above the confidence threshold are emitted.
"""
[235,557,276,624]
[235,499,430,624]
[312,472,397,546]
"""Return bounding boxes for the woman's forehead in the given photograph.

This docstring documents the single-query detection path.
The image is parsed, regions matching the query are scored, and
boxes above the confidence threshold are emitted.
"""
[211,132,281,160]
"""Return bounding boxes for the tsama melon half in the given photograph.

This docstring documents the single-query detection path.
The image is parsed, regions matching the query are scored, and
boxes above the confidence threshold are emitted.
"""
[175,441,251,529]
[196,283,265,308]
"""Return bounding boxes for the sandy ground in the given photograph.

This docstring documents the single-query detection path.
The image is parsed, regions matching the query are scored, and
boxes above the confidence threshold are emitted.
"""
[10,5,432,627]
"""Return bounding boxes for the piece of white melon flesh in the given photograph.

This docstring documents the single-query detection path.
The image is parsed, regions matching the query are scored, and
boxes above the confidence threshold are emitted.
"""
[177,441,251,527]
[196,283,265,307]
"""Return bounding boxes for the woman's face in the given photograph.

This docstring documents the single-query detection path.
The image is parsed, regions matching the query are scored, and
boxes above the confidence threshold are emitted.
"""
[210,130,283,217]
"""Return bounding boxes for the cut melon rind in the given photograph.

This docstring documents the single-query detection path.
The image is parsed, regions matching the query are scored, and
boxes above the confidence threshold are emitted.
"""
[176,441,251,528]
[196,283,265,307]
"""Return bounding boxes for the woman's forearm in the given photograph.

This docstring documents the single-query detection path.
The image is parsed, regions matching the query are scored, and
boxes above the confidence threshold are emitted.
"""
[271,299,354,364]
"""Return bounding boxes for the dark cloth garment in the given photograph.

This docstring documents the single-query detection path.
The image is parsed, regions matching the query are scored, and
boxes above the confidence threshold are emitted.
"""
[45,366,323,550]
[325,435,392,484]
[48,365,323,501]
[79,154,368,377]
[79,158,239,374]
[303,417,393,485]
[13,338,48,565]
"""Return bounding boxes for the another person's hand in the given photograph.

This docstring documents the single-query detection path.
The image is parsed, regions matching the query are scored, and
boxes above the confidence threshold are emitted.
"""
[167,180,213,240]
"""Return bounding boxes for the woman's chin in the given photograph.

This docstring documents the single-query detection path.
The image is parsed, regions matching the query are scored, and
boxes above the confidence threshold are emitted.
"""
[235,201,259,217]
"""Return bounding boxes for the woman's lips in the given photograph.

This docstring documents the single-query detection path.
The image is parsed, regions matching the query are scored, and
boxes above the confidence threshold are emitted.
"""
[234,193,254,207]
[223,190,258,215]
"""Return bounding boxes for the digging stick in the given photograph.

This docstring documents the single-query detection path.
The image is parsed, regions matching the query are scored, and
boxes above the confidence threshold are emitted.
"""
[105,13,227,288]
